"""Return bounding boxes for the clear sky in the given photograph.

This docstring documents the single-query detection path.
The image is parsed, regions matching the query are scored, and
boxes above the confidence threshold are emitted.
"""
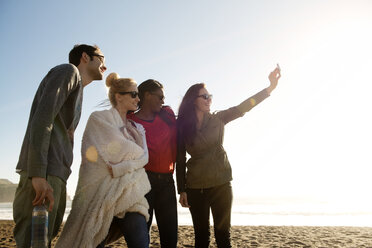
[1,0,372,209]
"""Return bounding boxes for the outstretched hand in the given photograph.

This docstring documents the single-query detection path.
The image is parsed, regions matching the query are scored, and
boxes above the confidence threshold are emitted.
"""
[267,64,281,94]
[32,177,54,212]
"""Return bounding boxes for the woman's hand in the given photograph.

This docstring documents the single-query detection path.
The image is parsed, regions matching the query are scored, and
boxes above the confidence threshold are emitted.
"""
[179,192,190,208]
[108,165,113,178]
[267,65,281,94]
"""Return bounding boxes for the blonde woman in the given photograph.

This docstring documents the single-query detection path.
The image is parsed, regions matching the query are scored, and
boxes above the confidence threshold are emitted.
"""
[56,73,151,248]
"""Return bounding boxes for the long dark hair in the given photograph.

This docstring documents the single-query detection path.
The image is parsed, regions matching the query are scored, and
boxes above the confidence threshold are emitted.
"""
[138,79,175,126]
[177,83,206,145]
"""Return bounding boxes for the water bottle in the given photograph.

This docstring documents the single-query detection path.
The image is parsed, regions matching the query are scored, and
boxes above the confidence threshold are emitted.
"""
[31,205,48,248]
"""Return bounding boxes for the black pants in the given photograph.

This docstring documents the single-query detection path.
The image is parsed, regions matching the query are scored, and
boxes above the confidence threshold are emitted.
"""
[146,171,178,248]
[187,182,233,248]
[96,213,149,248]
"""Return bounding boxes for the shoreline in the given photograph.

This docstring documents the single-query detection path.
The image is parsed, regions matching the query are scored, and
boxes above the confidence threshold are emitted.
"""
[2,220,372,247]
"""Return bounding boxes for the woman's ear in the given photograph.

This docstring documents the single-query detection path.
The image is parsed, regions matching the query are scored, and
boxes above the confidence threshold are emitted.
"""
[143,91,152,102]
[115,93,121,104]
[144,91,151,98]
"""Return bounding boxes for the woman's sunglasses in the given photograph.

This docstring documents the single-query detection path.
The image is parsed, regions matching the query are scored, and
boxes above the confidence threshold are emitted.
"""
[150,92,165,101]
[198,94,213,100]
[118,91,139,98]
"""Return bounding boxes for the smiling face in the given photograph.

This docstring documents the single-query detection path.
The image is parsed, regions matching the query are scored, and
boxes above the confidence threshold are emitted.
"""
[115,84,140,112]
[146,88,165,113]
[87,49,107,80]
[194,87,212,114]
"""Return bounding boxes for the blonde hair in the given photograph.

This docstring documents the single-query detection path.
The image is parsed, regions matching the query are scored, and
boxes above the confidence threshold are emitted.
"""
[106,72,137,106]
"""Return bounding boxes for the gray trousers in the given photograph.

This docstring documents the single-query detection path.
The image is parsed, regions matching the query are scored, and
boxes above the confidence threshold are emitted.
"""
[13,171,66,248]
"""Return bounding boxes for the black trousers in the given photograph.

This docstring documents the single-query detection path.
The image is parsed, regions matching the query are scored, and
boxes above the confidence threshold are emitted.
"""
[146,171,178,248]
[187,182,233,248]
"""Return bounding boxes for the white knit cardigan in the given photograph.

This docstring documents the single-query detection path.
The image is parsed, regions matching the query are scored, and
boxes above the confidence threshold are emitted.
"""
[55,108,151,248]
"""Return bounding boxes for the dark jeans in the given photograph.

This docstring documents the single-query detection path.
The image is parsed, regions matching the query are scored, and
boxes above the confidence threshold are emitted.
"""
[97,212,149,248]
[146,171,178,248]
[187,182,233,248]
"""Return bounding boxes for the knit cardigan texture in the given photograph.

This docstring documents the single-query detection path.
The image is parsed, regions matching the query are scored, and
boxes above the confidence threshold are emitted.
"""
[55,108,151,248]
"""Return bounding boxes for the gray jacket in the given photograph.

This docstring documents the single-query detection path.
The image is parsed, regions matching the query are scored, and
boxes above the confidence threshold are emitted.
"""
[16,64,82,182]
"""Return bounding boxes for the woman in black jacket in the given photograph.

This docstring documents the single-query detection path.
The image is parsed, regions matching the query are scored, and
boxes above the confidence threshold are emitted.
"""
[176,65,281,248]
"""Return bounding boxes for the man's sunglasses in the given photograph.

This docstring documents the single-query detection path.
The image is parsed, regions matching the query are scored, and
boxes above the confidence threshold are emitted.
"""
[91,54,105,63]
[198,94,213,100]
[118,91,139,98]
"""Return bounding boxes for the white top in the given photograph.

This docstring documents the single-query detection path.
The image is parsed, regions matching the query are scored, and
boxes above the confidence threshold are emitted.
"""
[55,108,151,248]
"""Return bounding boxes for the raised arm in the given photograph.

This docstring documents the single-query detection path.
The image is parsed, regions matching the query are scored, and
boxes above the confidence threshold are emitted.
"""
[217,65,281,124]
[266,65,281,95]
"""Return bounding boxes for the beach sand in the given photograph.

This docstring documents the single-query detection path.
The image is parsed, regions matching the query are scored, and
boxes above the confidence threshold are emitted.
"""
[2,220,372,247]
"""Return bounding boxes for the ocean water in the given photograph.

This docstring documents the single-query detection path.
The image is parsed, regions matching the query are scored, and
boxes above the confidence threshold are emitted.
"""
[2,198,372,227]
[0,203,12,220]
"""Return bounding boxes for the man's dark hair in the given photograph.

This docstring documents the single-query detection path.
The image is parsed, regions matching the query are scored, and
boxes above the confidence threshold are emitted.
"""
[69,44,100,66]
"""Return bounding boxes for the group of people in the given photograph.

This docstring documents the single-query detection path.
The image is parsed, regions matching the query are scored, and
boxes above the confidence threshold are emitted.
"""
[13,44,281,248]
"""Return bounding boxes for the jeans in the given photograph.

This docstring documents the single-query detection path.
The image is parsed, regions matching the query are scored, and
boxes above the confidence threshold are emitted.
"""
[146,171,178,248]
[13,171,66,248]
[187,182,233,248]
[97,212,149,248]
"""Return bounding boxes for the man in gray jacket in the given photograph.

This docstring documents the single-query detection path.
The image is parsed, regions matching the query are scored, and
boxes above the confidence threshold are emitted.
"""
[13,44,107,247]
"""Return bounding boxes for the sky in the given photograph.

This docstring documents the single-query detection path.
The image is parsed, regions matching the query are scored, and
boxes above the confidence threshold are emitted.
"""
[1,0,372,209]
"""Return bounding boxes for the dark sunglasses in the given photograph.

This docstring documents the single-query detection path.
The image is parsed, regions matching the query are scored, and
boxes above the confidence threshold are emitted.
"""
[118,91,139,98]
[91,54,105,63]
[198,94,213,100]
[150,92,165,101]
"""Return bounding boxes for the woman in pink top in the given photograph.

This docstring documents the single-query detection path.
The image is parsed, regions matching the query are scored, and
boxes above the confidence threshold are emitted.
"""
[127,79,178,247]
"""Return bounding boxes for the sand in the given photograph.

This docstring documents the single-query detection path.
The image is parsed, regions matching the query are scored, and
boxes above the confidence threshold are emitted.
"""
[2,220,372,247]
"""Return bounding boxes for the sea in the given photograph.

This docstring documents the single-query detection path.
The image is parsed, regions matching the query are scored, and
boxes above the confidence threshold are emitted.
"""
[2,197,372,227]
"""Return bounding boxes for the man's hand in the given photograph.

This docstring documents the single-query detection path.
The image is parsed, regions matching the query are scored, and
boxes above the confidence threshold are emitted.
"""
[32,177,54,212]
[179,192,190,208]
